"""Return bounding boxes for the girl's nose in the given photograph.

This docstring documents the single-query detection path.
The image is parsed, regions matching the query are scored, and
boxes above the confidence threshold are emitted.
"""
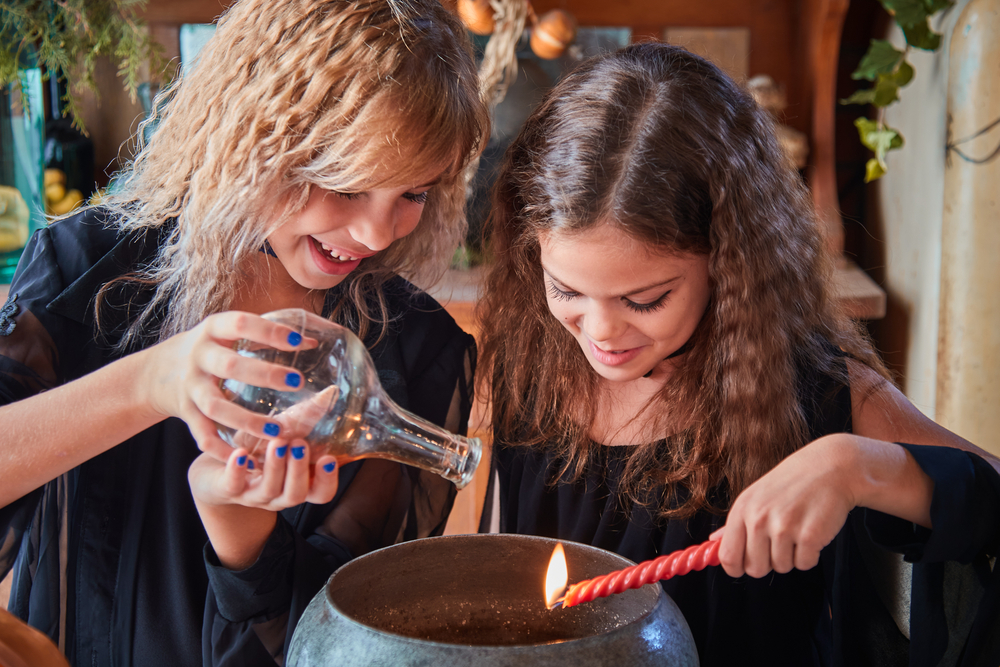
[350,205,397,252]
[582,304,627,343]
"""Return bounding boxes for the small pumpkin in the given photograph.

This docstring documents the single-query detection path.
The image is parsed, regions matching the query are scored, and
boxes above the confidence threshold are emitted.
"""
[457,0,495,35]
[529,9,576,60]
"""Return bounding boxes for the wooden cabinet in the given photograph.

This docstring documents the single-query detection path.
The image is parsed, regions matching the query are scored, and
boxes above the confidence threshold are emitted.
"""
[132,0,883,320]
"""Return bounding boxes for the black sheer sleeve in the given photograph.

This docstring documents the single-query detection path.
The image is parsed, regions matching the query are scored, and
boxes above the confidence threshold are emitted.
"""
[0,228,70,630]
[863,445,1000,563]
[0,210,173,661]
[860,444,1000,667]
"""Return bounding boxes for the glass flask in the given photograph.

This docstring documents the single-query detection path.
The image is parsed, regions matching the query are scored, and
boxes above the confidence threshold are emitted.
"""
[217,308,482,489]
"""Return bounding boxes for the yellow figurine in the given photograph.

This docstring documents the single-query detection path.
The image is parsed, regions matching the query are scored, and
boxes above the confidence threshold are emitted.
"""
[43,168,84,216]
[0,185,30,253]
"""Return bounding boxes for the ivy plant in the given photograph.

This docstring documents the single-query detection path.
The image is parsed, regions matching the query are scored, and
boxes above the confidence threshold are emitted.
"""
[841,0,953,181]
[0,0,166,134]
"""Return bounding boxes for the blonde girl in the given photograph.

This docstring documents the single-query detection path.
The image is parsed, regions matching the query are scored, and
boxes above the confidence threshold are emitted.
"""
[0,1,487,665]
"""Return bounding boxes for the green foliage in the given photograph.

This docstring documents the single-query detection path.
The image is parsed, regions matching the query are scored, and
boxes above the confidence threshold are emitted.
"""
[854,117,905,181]
[882,0,956,48]
[900,21,942,50]
[841,60,914,107]
[840,0,954,181]
[0,0,167,134]
[851,39,907,80]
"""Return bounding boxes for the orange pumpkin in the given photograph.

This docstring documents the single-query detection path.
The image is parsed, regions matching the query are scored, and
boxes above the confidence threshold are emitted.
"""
[457,0,495,35]
[529,9,576,59]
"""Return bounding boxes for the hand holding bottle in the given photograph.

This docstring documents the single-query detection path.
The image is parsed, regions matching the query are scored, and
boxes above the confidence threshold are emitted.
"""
[188,439,339,512]
[188,438,340,572]
[216,309,482,488]
[137,310,307,462]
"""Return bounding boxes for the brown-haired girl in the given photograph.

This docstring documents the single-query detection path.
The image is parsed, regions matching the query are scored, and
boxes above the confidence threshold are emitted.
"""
[0,0,487,665]
[476,42,1000,666]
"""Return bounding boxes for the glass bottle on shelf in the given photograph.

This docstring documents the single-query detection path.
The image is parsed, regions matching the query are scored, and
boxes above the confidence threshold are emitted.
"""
[42,76,94,216]
[0,49,45,284]
[217,308,482,489]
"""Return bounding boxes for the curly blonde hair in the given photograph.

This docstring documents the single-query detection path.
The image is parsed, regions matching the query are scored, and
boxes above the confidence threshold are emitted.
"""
[101,0,488,345]
[476,43,888,518]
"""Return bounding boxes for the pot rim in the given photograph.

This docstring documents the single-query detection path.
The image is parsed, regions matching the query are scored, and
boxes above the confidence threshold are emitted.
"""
[323,533,671,651]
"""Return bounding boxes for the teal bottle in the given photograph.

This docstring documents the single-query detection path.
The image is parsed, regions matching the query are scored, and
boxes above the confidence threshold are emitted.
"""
[0,48,46,284]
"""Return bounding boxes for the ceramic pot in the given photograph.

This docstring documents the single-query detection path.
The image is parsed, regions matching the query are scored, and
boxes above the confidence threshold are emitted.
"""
[288,533,699,666]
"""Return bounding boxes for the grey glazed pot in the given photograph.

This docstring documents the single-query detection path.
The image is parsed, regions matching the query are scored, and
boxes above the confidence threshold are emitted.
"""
[288,534,699,666]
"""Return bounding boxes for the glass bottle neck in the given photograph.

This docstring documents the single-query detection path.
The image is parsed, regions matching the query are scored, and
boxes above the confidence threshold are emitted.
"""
[357,396,481,489]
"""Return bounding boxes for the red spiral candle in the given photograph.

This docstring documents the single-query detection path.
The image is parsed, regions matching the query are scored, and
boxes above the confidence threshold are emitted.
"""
[558,540,721,609]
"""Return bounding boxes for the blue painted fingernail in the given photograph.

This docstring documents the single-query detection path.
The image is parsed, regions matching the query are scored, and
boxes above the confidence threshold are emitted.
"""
[287,331,302,346]
[247,459,255,470]
[285,373,301,388]
[291,446,305,460]
[276,445,288,458]
[237,455,247,466]
[323,461,336,473]
[264,423,280,437]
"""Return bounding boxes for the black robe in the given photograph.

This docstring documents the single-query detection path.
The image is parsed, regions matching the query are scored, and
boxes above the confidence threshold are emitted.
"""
[0,207,475,666]
[494,358,1000,666]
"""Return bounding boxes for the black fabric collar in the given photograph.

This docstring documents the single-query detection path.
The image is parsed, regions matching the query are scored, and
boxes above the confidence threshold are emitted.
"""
[46,221,167,328]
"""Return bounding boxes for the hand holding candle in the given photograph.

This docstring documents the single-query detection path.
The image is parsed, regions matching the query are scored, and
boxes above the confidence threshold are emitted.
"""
[549,540,721,609]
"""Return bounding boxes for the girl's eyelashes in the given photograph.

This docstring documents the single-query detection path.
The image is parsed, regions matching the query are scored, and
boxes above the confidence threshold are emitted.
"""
[623,291,671,313]
[335,190,428,204]
[403,190,429,205]
[546,281,578,301]
[547,280,672,313]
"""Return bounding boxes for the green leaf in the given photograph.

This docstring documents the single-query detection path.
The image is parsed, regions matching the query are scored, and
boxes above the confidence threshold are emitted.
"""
[872,77,901,106]
[872,63,919,105]
[841,89,878,106]
[852,40,906,81]
[865,158,887,182]
[841,64,913,108]
[902,21,943,50]
[854,117,877,141]
[855,117,905,181]
[880,0,931,27]
[890,60,915,87]
[855,119,905,153]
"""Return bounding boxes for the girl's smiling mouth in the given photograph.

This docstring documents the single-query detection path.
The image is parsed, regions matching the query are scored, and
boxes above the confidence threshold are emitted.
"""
[308,237,367,275]
[588,340,643,366]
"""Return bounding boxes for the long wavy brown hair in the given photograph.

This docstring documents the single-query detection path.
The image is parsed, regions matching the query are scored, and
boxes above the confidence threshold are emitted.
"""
[476,43,888,518]
[99,0,488,346]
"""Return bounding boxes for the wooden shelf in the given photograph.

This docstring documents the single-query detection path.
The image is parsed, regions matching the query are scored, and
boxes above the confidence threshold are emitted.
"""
[426,260,886,326]
[832,259,886,320]
[140,0,232,25]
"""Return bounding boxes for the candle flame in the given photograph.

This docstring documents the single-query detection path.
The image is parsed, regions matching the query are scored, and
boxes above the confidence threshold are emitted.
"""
[545,543,568,609]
